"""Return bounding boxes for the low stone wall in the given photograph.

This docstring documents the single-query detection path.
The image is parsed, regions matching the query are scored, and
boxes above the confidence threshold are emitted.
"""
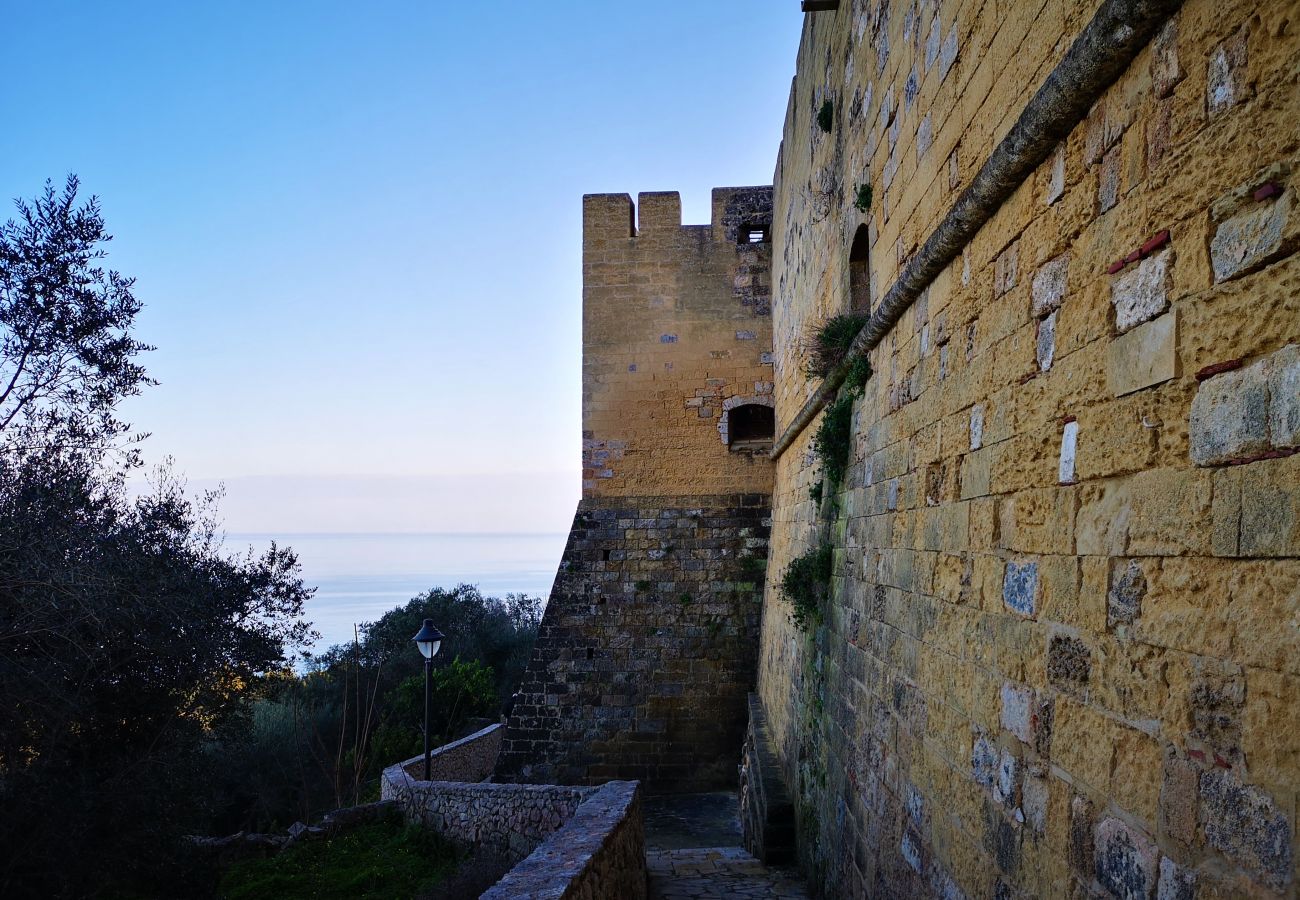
[396,722,502,783]
[381,762,591,863]
[738,694,796,866]
[482,781,646,900]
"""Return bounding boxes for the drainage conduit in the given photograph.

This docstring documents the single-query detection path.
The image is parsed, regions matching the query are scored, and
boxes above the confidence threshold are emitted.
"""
[770,0,1185,460]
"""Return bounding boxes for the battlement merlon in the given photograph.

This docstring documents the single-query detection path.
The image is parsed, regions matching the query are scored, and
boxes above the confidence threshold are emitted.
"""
[582,187,774,245]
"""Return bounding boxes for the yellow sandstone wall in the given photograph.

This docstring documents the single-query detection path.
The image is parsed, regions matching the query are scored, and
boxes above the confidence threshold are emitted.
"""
[582,189,777,499]
[758,0,1299,896]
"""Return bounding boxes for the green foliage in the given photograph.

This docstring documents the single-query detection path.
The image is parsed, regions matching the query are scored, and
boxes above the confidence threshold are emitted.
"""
[678,592,693,605]
[845,354,873,394]
[369,657,498,766]
[635,579,652,592]
[853,182,873,213]
[0,176,155,455]
[809,480,823,504]
[736,555,767,581]
[804,312,869,379]
[813,392,855,490]
[816,99,834,133]
[780,542,834,632]
[219,821,458,900]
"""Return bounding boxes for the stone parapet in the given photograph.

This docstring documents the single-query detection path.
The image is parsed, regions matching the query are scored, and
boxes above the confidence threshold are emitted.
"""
[394,722,502,784]
[482,781,646,900]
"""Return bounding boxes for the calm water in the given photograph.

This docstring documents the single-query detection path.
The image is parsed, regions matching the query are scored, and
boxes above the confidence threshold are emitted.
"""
[224,532,566,653]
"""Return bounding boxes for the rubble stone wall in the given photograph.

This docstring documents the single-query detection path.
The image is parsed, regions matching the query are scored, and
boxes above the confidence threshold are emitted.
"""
[758,0,1299,896]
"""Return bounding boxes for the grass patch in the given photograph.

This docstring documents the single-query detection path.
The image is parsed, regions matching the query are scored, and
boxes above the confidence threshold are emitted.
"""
[804,313,868,379]
[634,579,652,593]
[780,542,833,632]
[220,822,458,900]
[812,392,855,491]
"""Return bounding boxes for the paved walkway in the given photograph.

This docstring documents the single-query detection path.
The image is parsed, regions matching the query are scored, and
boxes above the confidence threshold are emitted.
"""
[643,793,809,899]
[646,847,810,899]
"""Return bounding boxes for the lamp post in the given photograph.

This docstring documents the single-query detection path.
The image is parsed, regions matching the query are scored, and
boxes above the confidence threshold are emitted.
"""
[412,618,445,780]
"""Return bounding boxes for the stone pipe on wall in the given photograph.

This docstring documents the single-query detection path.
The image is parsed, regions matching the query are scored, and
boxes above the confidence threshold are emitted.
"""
[770,0,1187,459]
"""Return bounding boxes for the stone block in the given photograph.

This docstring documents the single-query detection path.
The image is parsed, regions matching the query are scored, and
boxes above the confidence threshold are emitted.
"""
[1156,857,1196,900]
[960,448,992,500]
[1210,190,1292,283]
[1094,817,1158,900]
[994,242,1019,297]
[1058,420,1078,484]
[1022,772,1048,835]
[1000,682,1034,744]
[993,749,1021,807]
[1111,248,1171,334]
[1046,634,1090,690]
[1002,560,1038,618]
[1106,311,1176,397]
[1106,558,1147,628]
[1160,752,1199,849]
[972,731,999,788]
[1099,147,1121,213]
[1151,19,1183,98]
[970,404,984,451]
[1036,312,1057,372]
[1199,769,1293,892]
[1069,796,1095,875]
[1207,23,1250,117]
[1268,343,1299,447]
[1031,253,1070,317]
[1189,359,1271,466]
[1046,144,1065,205]
[1236,454,1300,557]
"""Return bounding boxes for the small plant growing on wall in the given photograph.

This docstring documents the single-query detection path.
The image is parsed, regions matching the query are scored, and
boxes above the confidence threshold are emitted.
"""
[803,312,869,379]
[812,392,855,491]
[780,541,833,632]
[845,354,873,394]
[854,182,873,213]
[817,99,834,133]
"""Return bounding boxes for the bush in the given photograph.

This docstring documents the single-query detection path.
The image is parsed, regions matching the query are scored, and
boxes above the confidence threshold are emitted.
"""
[804,312,869,379]
[845,354,873,394]
[812,392,855,491]
[853,182,873,213]
[219,821,458,900]
[780,543,833,632]
[817,99,834,133]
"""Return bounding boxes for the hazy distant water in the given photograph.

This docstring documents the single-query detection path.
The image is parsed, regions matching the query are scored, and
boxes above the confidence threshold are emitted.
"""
[224,532,566,653]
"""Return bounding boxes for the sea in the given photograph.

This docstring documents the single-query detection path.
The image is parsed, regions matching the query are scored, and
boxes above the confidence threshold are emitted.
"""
[223,532,567,654]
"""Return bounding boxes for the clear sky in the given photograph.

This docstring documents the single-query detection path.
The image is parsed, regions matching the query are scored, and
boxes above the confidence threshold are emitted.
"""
[1,2,801,534]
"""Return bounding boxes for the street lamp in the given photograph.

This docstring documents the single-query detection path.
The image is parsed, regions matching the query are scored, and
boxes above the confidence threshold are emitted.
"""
[412,618,445,780]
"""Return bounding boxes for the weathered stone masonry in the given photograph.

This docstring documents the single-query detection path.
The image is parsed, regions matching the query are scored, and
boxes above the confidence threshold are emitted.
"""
[497,189,778,792]
[756,0,1300,897]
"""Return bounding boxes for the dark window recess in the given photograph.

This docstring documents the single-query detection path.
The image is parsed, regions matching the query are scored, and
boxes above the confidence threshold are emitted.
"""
[739,223,770,244]
[729,404,776,448]
[850,224,871,311]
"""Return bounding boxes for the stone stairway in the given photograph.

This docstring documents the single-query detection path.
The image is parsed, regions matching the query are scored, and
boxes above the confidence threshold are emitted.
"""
[643,792,808,900]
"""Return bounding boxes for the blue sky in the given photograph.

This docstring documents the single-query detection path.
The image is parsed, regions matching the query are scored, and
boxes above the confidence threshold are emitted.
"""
[1,2,800,533]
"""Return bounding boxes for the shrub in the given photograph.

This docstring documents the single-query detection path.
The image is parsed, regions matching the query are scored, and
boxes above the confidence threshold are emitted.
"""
[813,392,855,491]
[854,182,873,213]
[804,312,869,379]
[817,99,834,133]
[845,354,873,394]
[780,543,834,632]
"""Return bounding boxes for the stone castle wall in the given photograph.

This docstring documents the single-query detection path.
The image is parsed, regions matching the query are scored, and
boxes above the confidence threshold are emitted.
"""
[494,494,769,791]
[581,187,776,499]
[497,190,779,792]
[757,0,1299,897]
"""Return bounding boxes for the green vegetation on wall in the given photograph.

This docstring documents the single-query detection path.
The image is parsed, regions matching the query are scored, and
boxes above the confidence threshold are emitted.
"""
[804,312,869,379]
[812,392,855,492]
[779,542,833,632]
[816,99,834,133]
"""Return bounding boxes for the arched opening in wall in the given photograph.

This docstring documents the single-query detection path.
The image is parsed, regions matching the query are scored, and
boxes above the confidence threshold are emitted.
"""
[849,225,872,312]
[727,404,775,451]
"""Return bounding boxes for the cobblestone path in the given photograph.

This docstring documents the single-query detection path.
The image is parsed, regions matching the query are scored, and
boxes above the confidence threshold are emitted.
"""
[643,793,809,899]
[646,847,810,899]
